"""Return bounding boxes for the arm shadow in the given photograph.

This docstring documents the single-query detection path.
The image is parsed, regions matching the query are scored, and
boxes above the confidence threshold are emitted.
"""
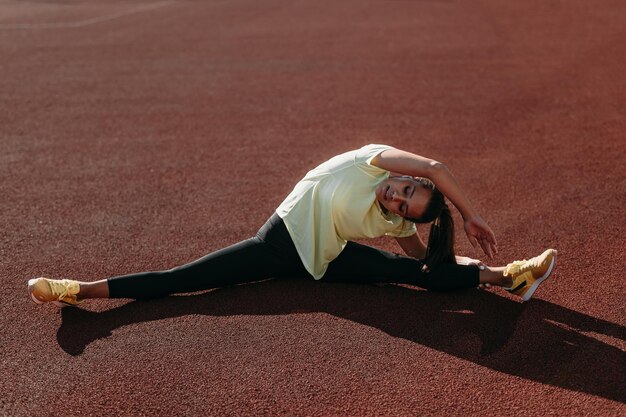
[58,278,626,403]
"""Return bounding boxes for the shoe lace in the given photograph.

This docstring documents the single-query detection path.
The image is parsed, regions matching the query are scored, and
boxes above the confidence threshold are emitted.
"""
[504,255,547,277]
[503,260,527,277]
[49,280,75,300]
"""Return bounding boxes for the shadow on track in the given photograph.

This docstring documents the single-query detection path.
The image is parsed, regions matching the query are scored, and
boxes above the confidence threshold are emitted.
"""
[58,278,625,403]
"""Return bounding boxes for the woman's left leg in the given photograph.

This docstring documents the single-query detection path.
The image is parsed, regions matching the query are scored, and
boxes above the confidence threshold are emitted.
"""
[322,241,487,291]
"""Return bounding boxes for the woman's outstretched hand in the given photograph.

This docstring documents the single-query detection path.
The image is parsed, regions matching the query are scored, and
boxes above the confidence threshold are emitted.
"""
[464,216,498,259]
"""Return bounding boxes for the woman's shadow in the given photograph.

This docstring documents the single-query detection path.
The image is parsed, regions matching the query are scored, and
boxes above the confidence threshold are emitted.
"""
[58,278,625,403]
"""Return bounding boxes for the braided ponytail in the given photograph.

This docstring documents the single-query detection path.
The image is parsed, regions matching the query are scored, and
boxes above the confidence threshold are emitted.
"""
[423,203,456,270]
[404,178,456,270]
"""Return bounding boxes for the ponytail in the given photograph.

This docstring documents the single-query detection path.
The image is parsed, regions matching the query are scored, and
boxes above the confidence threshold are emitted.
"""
[403,178,456,271]
[422,203,456,270]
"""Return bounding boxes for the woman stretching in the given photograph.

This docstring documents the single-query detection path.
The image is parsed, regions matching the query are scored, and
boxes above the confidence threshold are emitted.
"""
[28,144,556,306]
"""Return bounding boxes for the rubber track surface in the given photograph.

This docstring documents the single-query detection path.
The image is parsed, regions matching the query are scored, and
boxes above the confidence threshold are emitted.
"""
[1,0,625,415]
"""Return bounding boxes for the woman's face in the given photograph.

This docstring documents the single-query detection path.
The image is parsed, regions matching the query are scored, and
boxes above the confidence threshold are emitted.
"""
[375,176,432,219]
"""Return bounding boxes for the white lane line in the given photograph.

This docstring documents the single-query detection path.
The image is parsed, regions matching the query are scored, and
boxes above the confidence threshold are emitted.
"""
[0,1,174,30]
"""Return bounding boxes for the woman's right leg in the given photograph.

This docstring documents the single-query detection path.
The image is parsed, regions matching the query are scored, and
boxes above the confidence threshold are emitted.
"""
[65,237,290,301]
[32,213,307,303]
[104,213,306,300]
[78,237,285,299]
[104,236,291,300]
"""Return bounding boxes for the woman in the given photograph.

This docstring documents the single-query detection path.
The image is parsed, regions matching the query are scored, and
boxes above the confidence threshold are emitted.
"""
[28,144,556,306]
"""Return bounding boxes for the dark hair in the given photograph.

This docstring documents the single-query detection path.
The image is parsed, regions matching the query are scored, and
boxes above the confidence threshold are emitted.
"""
[405,178,456,270]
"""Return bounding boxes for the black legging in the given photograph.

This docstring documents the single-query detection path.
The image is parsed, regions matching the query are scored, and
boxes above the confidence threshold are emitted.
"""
[107,213,479,299]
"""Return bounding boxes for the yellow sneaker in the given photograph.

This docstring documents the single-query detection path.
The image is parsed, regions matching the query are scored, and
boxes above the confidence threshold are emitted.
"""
[28,277,81,307]
[504,249,557,301]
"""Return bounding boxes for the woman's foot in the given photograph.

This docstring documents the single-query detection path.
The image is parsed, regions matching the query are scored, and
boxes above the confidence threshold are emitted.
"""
[28,277,82,307]
[503,249,557,301]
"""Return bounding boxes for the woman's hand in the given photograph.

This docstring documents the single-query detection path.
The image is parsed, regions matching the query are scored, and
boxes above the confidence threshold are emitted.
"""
[464,216,498,259]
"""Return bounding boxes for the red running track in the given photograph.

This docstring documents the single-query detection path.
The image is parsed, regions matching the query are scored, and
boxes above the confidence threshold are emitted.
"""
[1,0,625,415]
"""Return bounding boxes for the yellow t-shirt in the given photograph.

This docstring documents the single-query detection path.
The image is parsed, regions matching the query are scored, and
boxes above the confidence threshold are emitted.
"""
[276,144,417,279]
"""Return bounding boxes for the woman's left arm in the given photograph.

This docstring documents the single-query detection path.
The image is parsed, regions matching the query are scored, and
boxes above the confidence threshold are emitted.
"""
[395,233,427,259]
[371,148,498,258]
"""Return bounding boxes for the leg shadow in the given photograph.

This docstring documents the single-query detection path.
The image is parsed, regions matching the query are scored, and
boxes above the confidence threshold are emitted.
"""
[58,278,625,403]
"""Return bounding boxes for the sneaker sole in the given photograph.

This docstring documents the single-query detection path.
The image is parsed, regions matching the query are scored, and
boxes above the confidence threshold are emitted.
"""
[521,250,557,302]
[28,278,44,305]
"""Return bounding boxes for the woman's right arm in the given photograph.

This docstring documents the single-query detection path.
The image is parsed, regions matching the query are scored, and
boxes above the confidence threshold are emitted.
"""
[371,149,477,220]
[372,148,498,258]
